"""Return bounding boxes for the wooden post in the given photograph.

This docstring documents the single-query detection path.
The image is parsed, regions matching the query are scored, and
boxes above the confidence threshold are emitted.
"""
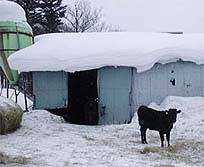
[6,79,9,98]
[24,90,28,111]
[23,75,28,112]
[4,76,6,88]
[0,75,3,87]
[15,89,18,103]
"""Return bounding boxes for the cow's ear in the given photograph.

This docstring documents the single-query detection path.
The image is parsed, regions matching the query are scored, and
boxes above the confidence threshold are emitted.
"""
[177,110,181,113]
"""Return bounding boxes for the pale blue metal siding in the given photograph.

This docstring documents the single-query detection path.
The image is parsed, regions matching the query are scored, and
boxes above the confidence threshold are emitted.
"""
[150,63,168,103]
[166,62,184,96]
[182,62,202,96]
[31,61,204,125]
[98,67,132,125]
[33,71,68,109]
[201,65,204,96]
[132,61,204,111]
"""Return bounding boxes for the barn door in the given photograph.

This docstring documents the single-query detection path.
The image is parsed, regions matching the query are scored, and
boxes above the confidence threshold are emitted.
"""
[98,67,132,124]
[33,71,68,109]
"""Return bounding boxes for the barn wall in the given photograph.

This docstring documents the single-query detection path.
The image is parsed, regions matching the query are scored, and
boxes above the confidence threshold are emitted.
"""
[33,71,68,109]
[132,60,204,111]
[31,61,204,124]
[98,67,133,125]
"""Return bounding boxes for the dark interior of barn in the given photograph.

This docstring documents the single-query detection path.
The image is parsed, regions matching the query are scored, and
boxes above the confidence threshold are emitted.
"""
[47,70,98,125]
[66,69,99,125]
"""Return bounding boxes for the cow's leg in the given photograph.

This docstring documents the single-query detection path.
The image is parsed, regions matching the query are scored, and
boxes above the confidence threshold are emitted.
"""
[159,132,164,147]
[143,128,147,144]
[166,131,171,147]
[140,126,145,143]
[140,126,147,144]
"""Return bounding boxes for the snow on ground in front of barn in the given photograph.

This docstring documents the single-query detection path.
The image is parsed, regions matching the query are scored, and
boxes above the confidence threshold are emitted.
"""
[0,95,204,167]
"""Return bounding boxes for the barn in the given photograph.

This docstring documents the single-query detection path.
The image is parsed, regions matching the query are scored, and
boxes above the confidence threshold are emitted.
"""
[8,32,204,125]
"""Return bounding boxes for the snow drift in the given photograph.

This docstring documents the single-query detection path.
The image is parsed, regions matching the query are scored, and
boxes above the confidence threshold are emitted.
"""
[0,96,204,166]
[8,32,204,73]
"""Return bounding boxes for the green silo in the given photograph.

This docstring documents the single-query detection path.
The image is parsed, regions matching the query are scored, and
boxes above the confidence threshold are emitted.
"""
[0,1,33,85]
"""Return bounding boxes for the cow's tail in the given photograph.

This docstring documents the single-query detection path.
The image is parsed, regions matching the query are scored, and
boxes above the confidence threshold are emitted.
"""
[137,108,144,126]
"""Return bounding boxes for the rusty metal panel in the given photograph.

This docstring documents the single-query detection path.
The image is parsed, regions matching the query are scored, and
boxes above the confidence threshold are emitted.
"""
[0,22,33,36]
[2,32,33,52]
[19,34,33,49]
[3,33,18,51]
[0,21,33,84]
[0,33,3,49]
[0,32,14,81]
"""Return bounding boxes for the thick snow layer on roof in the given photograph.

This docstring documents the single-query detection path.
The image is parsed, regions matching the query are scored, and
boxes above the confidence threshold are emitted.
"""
[0,0,26,22]
[8,32,204,73]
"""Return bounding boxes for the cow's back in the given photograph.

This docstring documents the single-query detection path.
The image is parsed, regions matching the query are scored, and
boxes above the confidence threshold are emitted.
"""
[137,105,156,119]
[137,105,164,130]
[137,105,155,125]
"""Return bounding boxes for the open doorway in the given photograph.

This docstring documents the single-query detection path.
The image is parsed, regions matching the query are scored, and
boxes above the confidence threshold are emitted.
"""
[67,69,98,125]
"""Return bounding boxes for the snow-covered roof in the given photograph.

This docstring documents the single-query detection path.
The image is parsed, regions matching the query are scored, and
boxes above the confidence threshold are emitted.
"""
[8,32,204,73]
[0,0,27,23]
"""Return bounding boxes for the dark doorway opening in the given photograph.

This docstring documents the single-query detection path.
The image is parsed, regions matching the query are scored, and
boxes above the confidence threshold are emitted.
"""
[66,69,98,125]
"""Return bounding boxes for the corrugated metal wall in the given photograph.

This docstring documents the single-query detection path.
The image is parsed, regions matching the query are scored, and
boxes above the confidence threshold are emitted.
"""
[33,71,68,109]
[132,60,204,111]
[31,60,204,124]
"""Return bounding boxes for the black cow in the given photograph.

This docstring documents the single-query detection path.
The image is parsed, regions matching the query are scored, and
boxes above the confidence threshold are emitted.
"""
[137,105,181,147]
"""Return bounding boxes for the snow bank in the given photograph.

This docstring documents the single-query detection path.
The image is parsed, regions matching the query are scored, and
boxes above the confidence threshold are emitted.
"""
[149,96,204,112]
[0,1,27,23]
[1,96,204,166]
[8,32,204,73]
[149,96,204,141]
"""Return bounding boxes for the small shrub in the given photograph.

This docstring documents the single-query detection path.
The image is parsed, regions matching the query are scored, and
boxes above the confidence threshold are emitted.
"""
[154,164,175,167]
[166,145,177,153]
[83,135,95,141]
[140,147,160,154]
[0,152,31,165]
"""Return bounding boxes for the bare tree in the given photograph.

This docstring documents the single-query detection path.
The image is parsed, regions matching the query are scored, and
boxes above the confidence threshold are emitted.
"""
[62,0,105,32]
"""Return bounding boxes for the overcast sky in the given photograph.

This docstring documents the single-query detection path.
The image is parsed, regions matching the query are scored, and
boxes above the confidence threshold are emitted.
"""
[64,0,204,33]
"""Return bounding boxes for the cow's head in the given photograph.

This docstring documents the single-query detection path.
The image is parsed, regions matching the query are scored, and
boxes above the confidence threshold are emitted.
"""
[165,109,181,123]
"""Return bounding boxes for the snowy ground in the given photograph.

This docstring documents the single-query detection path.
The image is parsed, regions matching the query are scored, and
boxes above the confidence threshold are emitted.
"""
[0,95,204,167]
[0,88,33,111]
